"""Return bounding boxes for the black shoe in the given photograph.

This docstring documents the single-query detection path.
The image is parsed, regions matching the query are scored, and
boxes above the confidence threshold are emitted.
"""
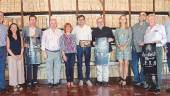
[53,83,60,88]
[166,88,170,93]
[102,82,108,87]
[96,81,102,86]
[33,81,38,85]
[0,88,6,93]
[132,81,139,85]
[48,83,53,88]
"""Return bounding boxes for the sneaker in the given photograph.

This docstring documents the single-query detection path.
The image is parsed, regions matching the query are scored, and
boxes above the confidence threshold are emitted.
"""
[135,82,144,87]
[86,80,92,87]
[79,80,84,86]
[154,89,160,94]
[27,83,32,89]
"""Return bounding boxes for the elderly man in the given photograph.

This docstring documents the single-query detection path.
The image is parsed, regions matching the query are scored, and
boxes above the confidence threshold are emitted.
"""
[0,11,8,92]
[92,17,114,86]
[144,14,167,92]
[41,16,63,88]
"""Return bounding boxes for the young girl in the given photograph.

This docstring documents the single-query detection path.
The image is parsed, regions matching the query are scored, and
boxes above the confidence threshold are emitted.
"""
[115,15,132,86]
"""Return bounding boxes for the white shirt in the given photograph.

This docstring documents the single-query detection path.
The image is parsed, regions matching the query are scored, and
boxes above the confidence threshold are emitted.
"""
[29,27,36,36]
[144,24,167,47]
[72,25,92,45]
[41,28,63,51]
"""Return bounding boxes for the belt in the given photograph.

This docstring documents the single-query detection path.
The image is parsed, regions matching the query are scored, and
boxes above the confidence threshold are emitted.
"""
[46,49,60,52]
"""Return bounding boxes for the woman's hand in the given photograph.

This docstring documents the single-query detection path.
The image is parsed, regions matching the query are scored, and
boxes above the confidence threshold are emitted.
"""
[93,42,96,46]
[18,54,23,60]
[139,42,144,47]
[24,43,29,48]
[108,38,114,42]
[42,51,48,59]
[12,55,18,60]
[63,55,67,62]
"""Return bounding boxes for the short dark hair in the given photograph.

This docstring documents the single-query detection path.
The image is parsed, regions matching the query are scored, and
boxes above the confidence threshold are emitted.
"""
[77,15,85,20]
[29,15,37,20]
[139,12,147,16]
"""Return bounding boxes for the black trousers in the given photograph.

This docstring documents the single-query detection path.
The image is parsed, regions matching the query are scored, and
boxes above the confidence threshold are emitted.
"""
[26,64,39,84]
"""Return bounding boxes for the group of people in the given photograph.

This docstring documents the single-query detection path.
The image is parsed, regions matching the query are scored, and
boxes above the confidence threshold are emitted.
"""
[0,10,170,93]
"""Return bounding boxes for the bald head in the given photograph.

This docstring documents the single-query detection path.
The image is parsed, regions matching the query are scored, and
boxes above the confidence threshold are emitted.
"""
[0,11,4,24]
[147,14,156,27]
[96,17,104,29]
[50,16,57,29]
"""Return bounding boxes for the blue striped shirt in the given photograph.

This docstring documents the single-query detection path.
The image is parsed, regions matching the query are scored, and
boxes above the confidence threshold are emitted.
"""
[0,24,8,47]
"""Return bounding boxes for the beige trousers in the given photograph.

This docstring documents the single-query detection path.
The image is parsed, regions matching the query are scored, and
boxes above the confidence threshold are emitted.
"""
[8,56,25,86]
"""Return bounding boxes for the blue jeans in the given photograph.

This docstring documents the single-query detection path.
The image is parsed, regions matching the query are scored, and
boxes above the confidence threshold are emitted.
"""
[131,48,144,83]
[0,46,6,89]
[77,45,91,80]
[64,53,75,82]
[167,43,170,72]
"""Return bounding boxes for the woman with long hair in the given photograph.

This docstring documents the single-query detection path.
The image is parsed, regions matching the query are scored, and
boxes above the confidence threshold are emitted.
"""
[7,23,25,92]
[115,15,132,86]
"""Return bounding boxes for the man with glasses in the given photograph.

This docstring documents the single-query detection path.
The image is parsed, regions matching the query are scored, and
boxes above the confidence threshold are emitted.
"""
[72,15,93,87]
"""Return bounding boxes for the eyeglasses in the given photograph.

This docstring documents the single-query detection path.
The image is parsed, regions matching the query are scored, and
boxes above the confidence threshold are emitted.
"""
[78,19,85,21]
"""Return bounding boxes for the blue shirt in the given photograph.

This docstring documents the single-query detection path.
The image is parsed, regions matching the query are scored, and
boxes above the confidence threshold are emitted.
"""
[0,24,8,47]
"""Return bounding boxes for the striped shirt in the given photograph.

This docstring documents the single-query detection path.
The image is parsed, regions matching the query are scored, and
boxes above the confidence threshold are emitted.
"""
[41,28,63,51]
[0,23,8,47]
